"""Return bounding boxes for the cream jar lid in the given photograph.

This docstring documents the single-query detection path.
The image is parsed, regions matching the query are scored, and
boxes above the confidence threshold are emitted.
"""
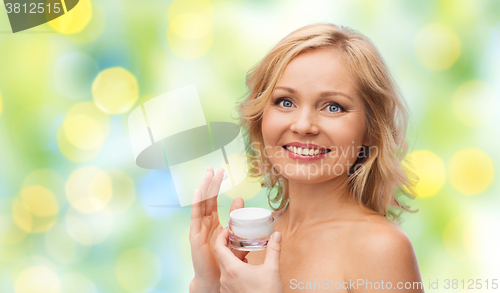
[229,207,273,226]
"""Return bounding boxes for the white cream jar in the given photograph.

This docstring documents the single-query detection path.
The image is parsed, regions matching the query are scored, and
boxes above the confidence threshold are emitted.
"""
[228,207,275,251]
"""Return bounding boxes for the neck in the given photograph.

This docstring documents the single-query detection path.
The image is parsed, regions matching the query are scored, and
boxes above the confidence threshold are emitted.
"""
[279,173,362,234]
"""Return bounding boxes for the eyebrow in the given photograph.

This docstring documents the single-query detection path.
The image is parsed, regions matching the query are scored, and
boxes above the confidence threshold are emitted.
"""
[274,86,353,101]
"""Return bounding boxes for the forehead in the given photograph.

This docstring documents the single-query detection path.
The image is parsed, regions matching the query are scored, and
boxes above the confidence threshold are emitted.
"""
[274,48,358,99]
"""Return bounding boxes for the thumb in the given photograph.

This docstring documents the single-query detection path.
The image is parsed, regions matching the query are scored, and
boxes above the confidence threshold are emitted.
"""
[229,197,244,213]
[264,231,281,269]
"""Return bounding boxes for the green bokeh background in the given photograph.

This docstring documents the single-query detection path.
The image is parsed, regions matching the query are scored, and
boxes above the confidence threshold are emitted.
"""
[0,0,499,292]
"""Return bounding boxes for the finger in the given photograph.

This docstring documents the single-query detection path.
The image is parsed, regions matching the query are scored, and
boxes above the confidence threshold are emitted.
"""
[229,197,244,214]
[200,167,214,216]
[214,227,240,268]
[205,168,223,215]
[264,231,282,270]
[231,248,250,261]
[205,167,225,213]
[190,189,202,235]
[228,197,247,261]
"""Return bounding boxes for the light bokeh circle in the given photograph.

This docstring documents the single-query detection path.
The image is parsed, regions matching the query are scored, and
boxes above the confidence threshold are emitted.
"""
[66,166,113,213]
[20,186,59,217]
[57,102,110,162]
[415,23,461,70]
[166,0,214,59]
[63,114,105,149]
[452,80,498,127]
[403,150,446,198]
[170,12,211,41]
[12,186,59,234]
[63,0,106,44]
[443,215,470,261]
[166,19,213,59]
[106,169,136,215]
[48,0,92,34]
[64,207,114,246]
[442,214,490,262]
[92,67,139,114]
[12,197,32,233]
[0,212,28,245]
[449,148,494,195]
[15,266,61,293]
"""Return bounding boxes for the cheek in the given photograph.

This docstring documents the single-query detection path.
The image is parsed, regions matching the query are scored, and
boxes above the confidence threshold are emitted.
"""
[261,115,271,145]
[325,117,367,161]
[261,110,284,141]
[328,118,365,143]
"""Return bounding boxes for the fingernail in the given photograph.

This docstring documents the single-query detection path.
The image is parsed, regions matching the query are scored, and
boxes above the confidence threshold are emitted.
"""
[222,170,228,180]
[274,231,281,244]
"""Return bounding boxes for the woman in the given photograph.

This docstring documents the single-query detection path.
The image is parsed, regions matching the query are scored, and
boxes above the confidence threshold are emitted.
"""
[190,23,424,292]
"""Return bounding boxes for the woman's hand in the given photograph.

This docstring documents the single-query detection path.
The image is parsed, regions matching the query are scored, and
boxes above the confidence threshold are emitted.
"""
[189,166,250,293]
[214,228,284,293]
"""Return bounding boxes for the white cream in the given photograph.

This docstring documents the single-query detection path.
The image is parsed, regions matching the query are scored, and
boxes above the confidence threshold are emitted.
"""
[228,207,275,251]
[213,167,229,180]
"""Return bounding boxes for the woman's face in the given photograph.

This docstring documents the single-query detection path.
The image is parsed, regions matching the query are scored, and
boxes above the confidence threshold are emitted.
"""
[261,47,370,183]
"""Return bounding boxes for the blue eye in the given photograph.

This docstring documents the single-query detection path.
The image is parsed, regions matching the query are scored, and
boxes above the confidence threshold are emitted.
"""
[326,102,346,113]
[281,100,293,108]
[274,97,346,113]
[328,104,340,112]
[274,97,293,108]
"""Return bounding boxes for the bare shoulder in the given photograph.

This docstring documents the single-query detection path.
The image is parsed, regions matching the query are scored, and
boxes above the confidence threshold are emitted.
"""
[348,214,412,250]
[345,214,424,292]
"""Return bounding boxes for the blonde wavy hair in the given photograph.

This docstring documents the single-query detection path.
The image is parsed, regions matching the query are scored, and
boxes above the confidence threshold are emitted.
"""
[233,23,419,224]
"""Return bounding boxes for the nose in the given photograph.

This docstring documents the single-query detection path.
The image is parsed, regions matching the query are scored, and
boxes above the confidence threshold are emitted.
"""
[290,109,319,135]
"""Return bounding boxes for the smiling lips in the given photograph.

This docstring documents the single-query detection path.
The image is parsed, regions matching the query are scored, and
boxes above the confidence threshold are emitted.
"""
[281,143,332,162]
[283,145,329,156]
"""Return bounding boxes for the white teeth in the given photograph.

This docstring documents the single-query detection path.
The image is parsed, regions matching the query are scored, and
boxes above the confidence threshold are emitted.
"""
[285,146,328,156]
